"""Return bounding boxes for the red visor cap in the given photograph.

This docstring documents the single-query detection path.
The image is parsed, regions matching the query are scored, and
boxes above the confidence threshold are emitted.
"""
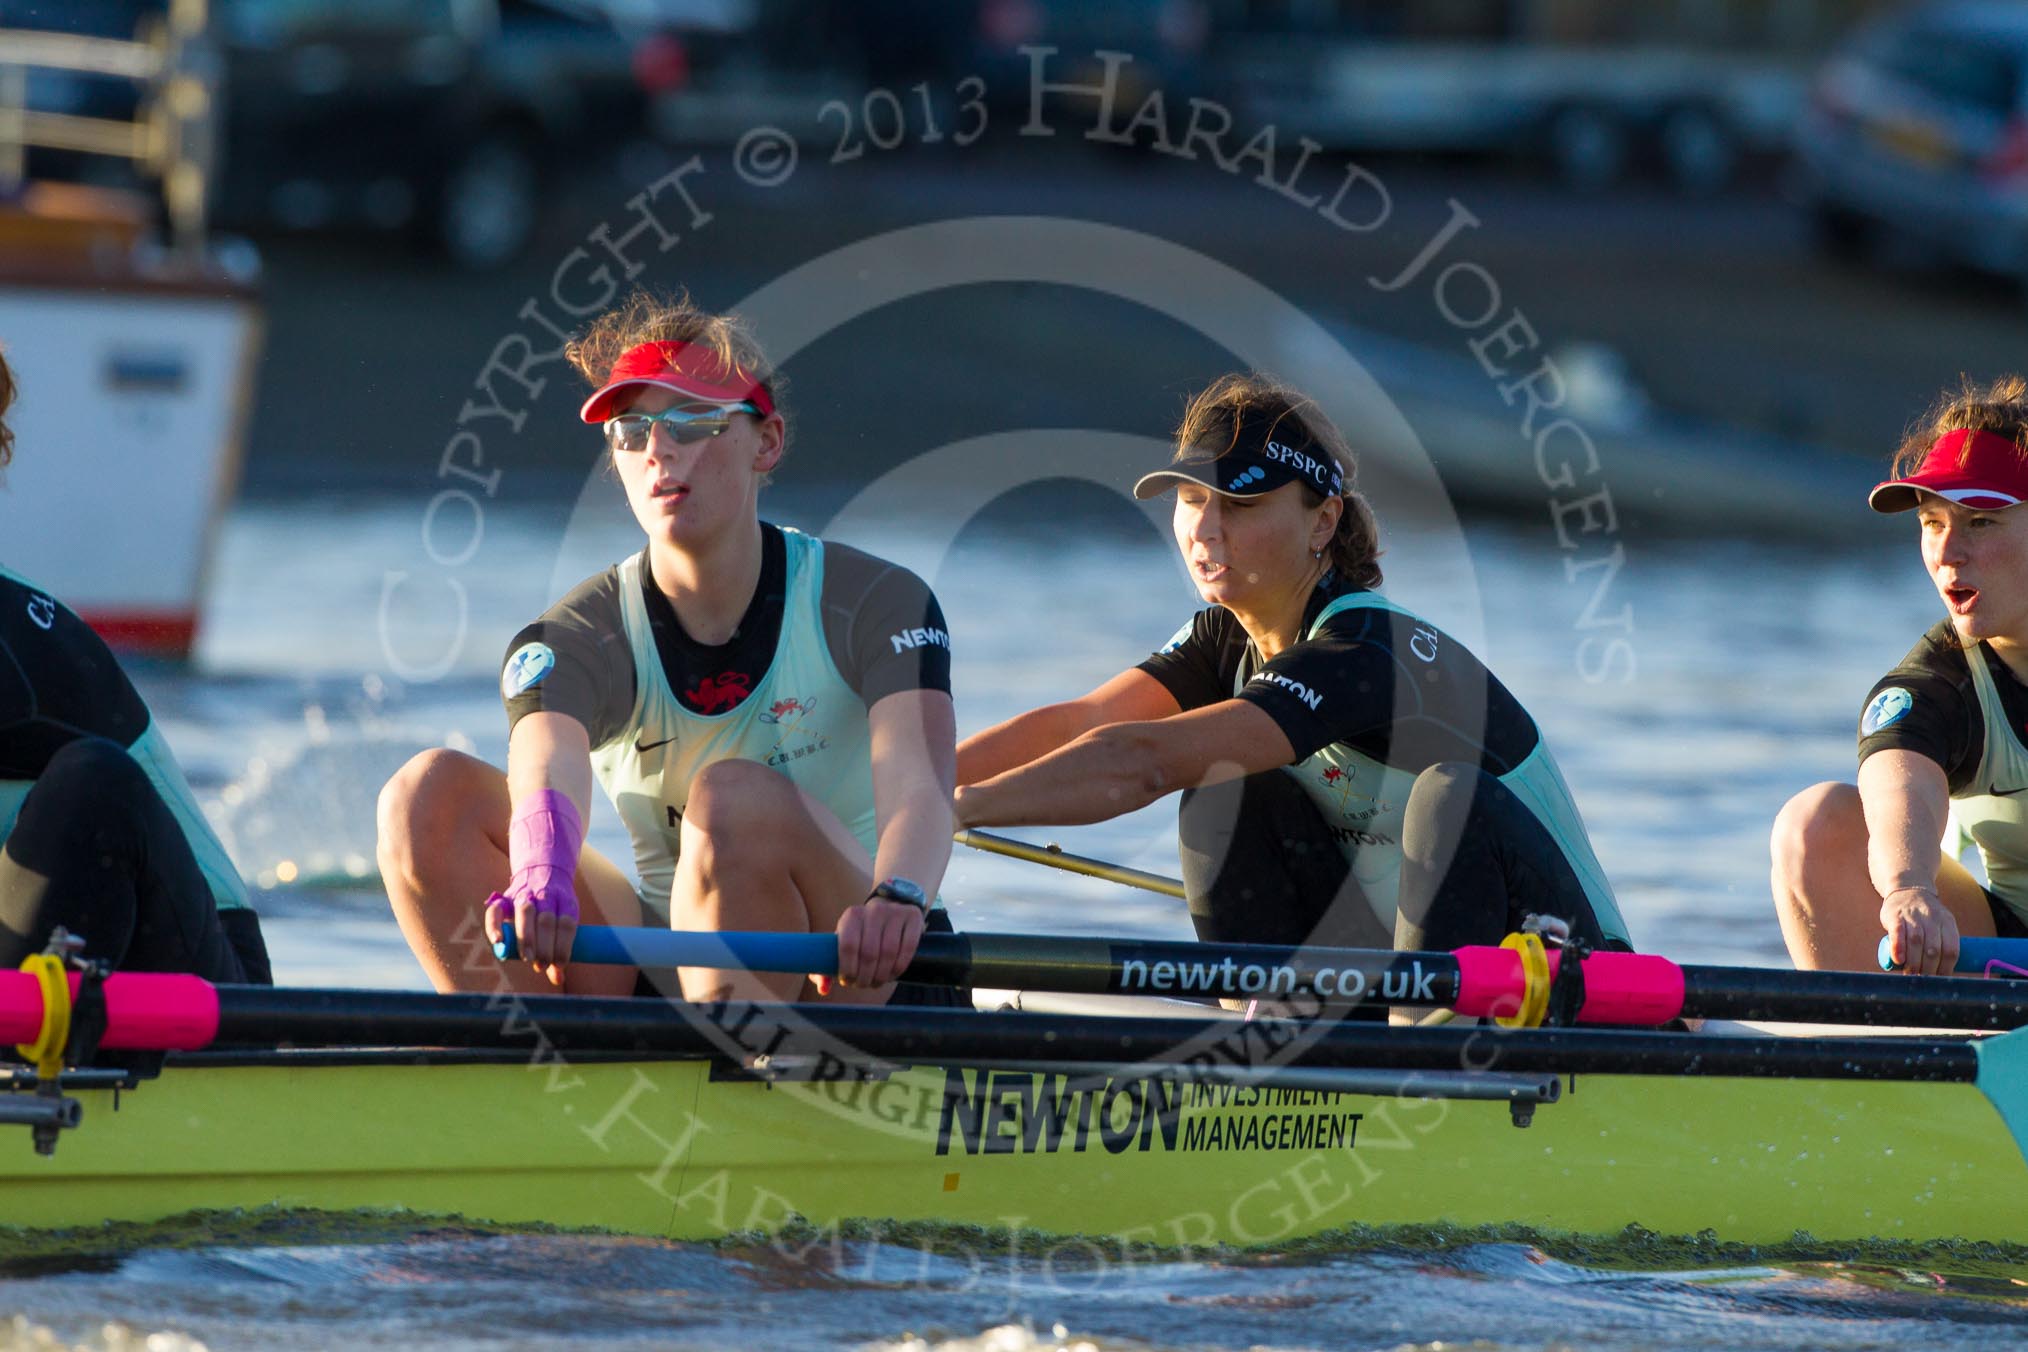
[1869,428,2028,513]
[579,340,776,424]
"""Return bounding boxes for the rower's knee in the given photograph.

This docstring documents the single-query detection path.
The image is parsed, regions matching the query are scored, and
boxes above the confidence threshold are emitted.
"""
[678,760,800,888]
[684,759,794,837]
[9,738,156,868]
[1771,782,1863,884]
[32,737,151,824]
[42,736,144,796]
[376,748,498,892]
[1405,761,1482,816]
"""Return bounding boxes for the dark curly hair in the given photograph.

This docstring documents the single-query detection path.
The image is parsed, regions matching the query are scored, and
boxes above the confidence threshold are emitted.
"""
[0,345,14,471]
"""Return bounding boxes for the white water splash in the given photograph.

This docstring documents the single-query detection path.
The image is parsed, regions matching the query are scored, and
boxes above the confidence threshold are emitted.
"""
[868,1323,1110,1352]
[0,1316,208,1352]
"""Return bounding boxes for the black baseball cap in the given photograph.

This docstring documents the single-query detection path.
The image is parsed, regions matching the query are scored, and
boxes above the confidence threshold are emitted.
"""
[1133,408,1346,501]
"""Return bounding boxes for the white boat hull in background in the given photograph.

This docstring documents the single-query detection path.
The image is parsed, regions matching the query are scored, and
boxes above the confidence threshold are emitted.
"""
[0,279,260,657]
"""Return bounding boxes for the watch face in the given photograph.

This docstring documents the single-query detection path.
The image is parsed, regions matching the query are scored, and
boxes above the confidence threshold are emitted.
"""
[879,878,927,907]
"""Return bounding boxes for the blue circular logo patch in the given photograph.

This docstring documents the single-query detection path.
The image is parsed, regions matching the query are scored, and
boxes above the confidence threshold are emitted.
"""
[502,641,557,699]
[1862,686,1914,736]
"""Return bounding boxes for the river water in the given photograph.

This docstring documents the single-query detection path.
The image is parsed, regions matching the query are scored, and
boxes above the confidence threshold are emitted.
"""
[4,489,2018,1350]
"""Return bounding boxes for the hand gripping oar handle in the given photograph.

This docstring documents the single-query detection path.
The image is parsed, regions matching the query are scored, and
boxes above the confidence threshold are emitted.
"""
[1877,934,2028,975]
[494,923,1685,1022]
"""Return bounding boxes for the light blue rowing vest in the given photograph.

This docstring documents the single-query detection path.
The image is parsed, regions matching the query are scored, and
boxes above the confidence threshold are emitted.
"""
[589,530,879,924]
[1233,591,1626,942]
[1945,643,2028,925]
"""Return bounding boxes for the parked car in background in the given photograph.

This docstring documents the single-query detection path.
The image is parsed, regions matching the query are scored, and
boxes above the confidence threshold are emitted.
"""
[210,0,684,270]
[1793,1,2028,288]
[643,0,1209,151]
[969,0,1212,125]
[1222,27,1800,192]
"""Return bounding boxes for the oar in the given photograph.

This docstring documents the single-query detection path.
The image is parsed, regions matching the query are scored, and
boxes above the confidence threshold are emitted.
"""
[245,829,1174,898]
[0,970,2003,1082]
[495,923,839,972]
[952,828,1187,898]
[496,923,2028,1029]
[1878,934,2028,975]
[496,922,1618,1016]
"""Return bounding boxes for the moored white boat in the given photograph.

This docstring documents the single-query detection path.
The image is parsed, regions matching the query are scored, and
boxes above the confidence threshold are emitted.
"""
[0,4,260,658]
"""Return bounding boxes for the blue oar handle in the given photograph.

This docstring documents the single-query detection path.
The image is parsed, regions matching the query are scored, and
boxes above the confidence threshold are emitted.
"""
[1876,934,2028,974]
[496,921,841,972]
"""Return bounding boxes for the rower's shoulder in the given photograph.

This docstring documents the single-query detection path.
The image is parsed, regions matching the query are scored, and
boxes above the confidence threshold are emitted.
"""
[1860,623,1978,745]
[0,565,149,739]
[535,562,628,628]
[0,564,65,610]
[1306,589,1446,650]
[1889,621,1975,682]
[809,535,936,604]
[1163,604,1242,649]
[506,565,632,678]
[0,566,105,656]
[805,532,904,574]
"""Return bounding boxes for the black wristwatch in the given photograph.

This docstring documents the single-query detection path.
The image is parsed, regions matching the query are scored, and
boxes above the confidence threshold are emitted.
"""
[867,877,929,912]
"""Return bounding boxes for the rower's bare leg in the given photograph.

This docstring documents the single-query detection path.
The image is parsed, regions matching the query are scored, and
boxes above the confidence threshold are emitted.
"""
[667,758,882,1005]
[377,748,642,996]
[1771,781,1995,971]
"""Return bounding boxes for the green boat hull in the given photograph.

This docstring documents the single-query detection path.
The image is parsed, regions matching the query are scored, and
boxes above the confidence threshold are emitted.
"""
[2,1049,2023,1247]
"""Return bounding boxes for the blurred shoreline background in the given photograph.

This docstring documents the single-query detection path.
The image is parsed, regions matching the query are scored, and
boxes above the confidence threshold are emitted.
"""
[9,0,2022,521]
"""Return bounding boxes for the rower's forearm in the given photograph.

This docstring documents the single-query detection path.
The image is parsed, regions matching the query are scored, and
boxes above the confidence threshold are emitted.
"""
[874,792,956,897]
[1859,761,1945,898]
[508,761,594,817]
[1868,824,1942,899]
[506,716,595,821]
[957,703,1094,787]
[958,726,1166,828]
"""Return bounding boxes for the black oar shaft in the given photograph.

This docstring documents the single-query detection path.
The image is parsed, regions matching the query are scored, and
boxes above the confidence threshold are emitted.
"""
[474,926,2028,1030]
[931,938,2028,1030]
[914,933,1457,1005]
[206,989,1982,1083]
[519,932,2028,1037]
[1678,963,2028,1029]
